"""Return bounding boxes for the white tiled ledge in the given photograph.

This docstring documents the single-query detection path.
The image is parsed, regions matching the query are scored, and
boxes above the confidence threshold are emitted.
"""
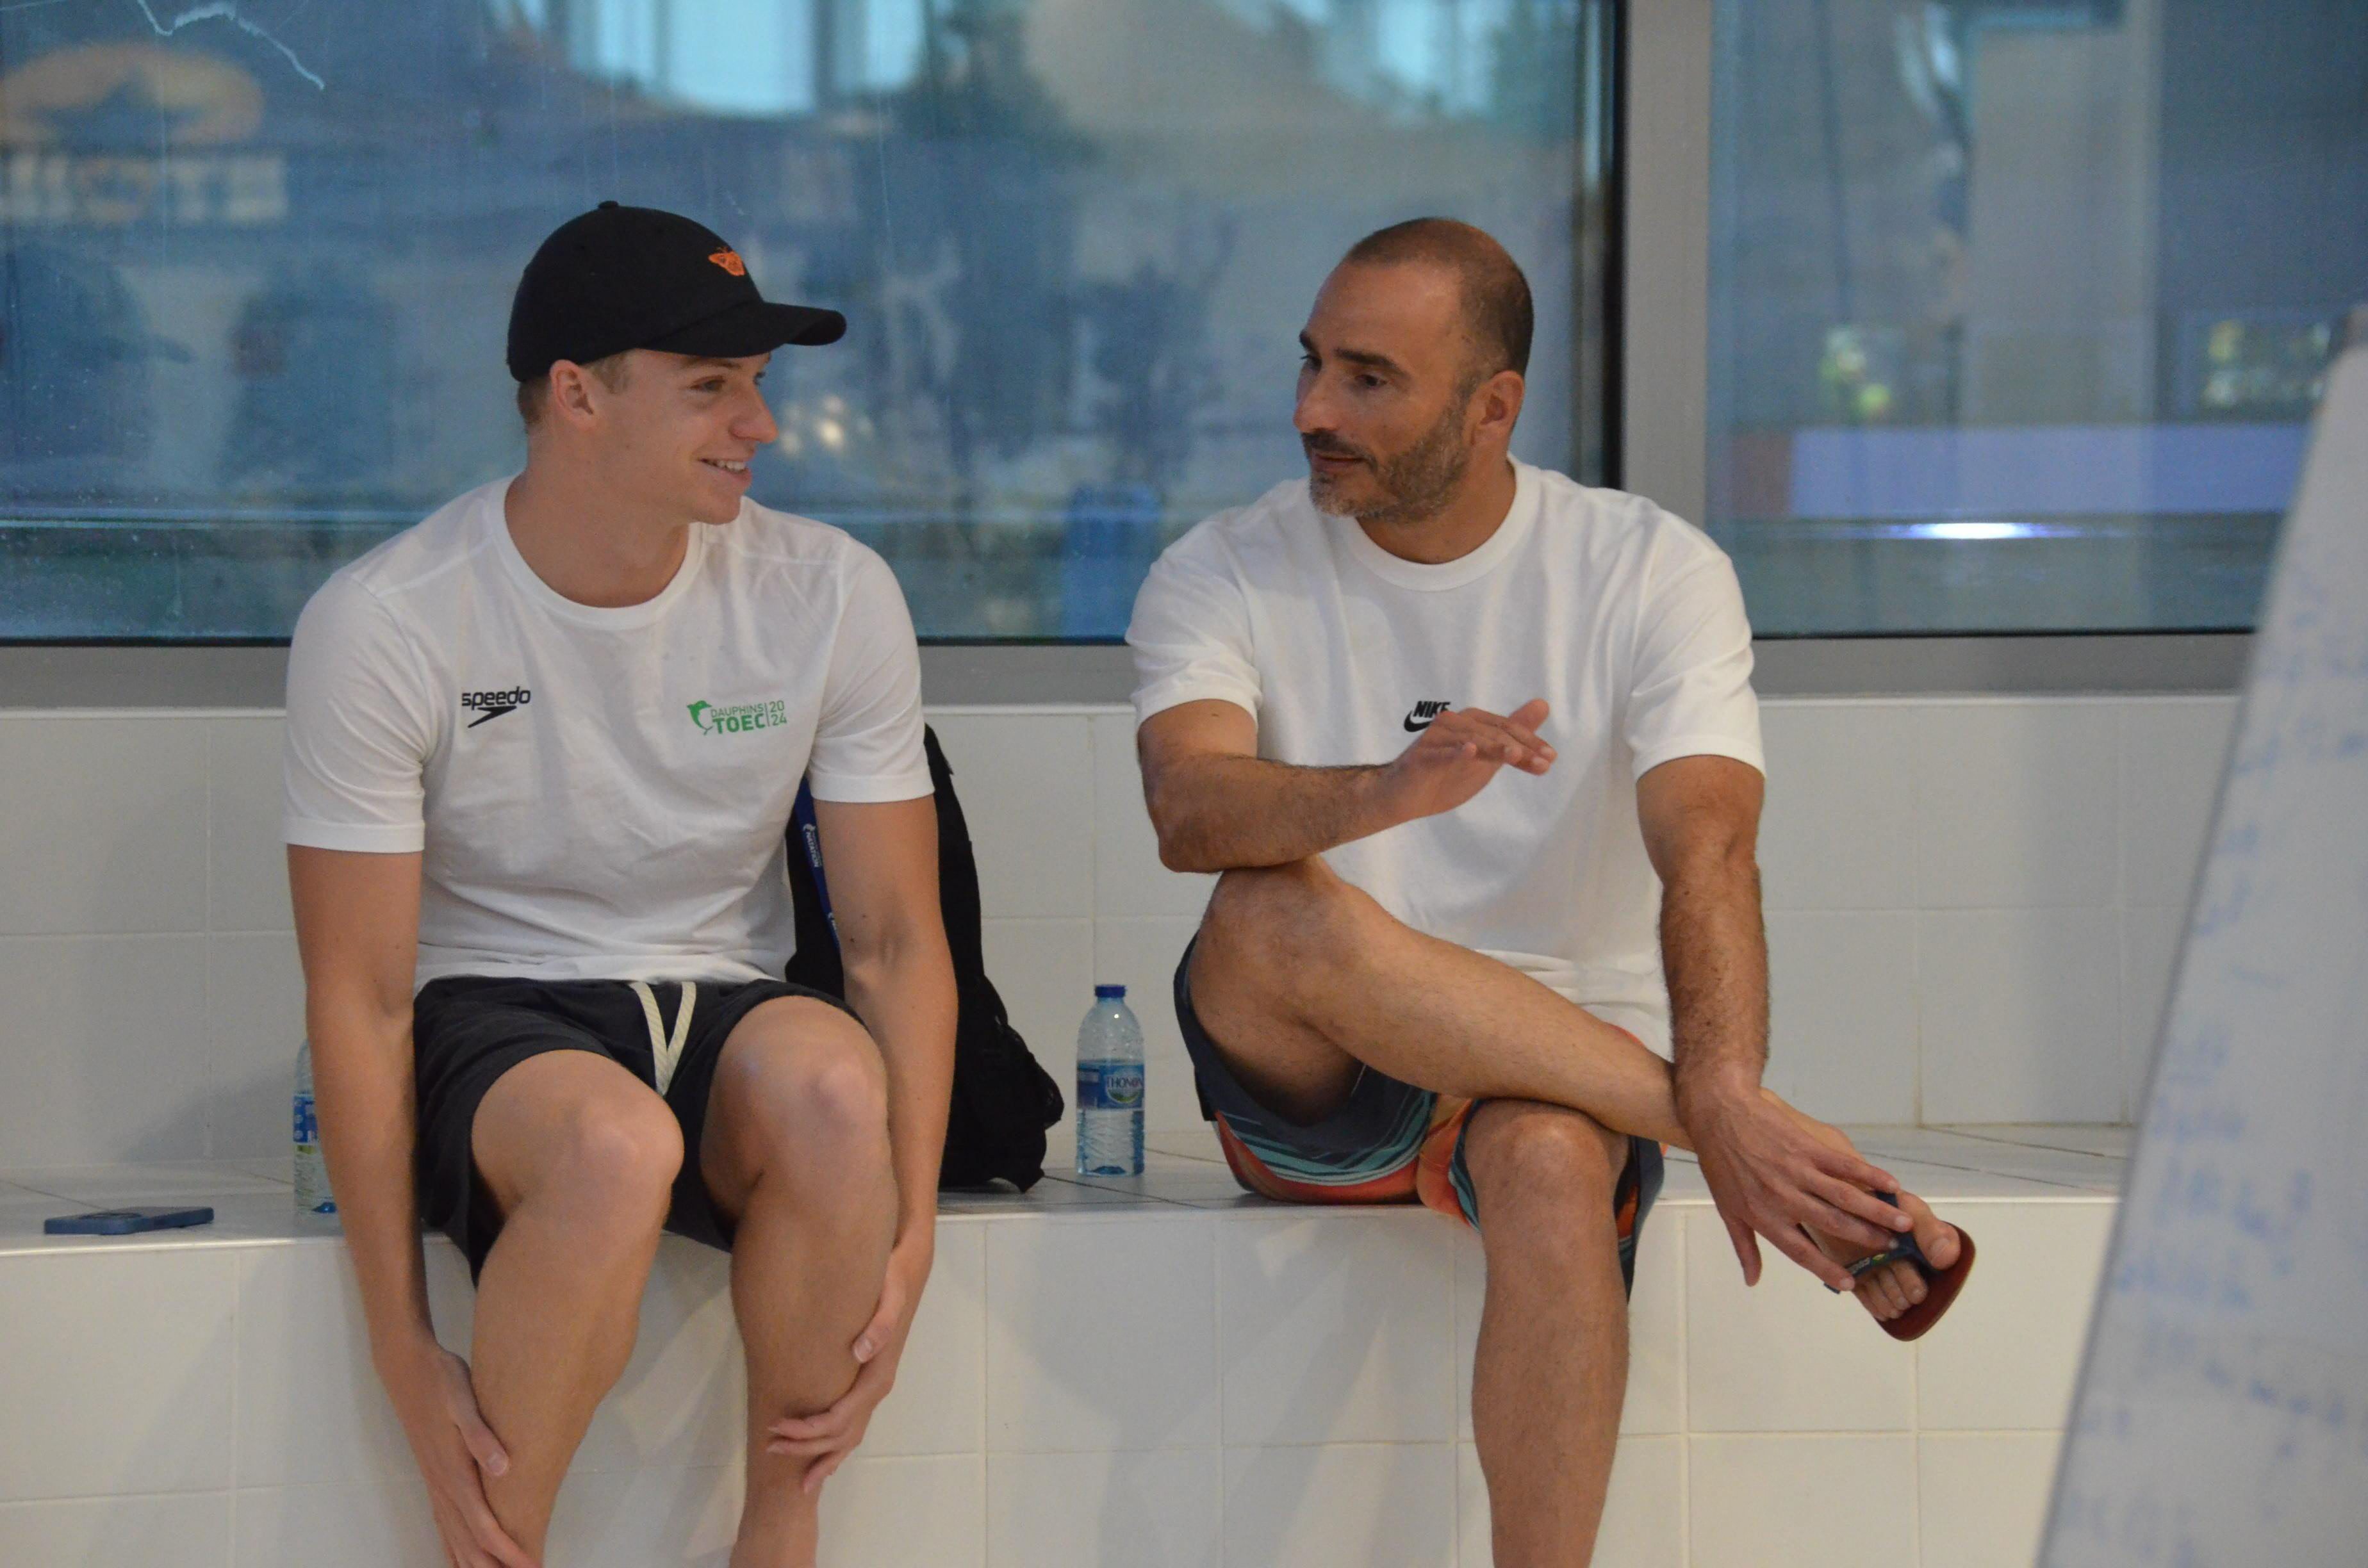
[0,1126,2121,1566]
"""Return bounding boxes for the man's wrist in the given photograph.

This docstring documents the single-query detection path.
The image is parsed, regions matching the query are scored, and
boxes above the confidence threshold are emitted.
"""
[1675,1059,1763,1120]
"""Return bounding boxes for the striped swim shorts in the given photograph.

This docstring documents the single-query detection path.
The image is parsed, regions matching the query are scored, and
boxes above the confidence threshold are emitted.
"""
[1171,939,1665,1293]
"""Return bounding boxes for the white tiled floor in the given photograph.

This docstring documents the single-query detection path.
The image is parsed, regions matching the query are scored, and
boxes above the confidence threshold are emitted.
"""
[0,1127,2121,1565]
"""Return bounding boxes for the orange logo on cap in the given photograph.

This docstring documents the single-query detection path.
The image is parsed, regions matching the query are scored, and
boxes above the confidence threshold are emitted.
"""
[707,249,746,277]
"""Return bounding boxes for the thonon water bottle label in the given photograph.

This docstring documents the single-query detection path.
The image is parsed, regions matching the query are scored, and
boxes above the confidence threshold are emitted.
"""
[1076,1061,1145,1109]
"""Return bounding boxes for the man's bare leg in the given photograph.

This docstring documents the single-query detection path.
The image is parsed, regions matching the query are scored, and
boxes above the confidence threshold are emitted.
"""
[1190,859,1690,1143]
[699,1001,900,1568]
[470,1050,684,1558]
[1463,1100,1634,1568]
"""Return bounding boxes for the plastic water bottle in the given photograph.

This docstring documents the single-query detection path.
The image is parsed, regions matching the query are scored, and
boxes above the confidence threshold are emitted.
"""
[293,1040,337,1216]
[1074,984,1146,1177]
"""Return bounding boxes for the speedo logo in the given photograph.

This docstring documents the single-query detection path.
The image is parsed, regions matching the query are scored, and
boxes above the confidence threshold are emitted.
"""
[462,687,532,727]
[1404,699,1452,732]
[688,698,789,736]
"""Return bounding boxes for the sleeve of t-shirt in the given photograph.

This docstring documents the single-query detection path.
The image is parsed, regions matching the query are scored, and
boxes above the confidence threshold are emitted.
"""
[282,576,438,853]
[1624,524,1766,780]
[808,550,933,803]
[1126,529,1262,726]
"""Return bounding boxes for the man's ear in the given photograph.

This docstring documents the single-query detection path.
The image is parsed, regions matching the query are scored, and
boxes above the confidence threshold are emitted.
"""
[547,361,604,430]
[1475,368,1525,444]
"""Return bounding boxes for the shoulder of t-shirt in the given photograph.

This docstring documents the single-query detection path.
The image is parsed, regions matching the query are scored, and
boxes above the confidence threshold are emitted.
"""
[1156,475,1312,578]
[713,502,896,596]
[1526,465,1736,584]
[298,481,500,642]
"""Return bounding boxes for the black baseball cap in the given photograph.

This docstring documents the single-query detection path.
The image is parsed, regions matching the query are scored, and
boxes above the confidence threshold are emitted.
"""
[506,200,845,383]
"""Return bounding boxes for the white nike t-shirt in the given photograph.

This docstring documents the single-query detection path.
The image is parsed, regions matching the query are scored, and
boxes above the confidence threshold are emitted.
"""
[1128,459,1763,1056]
[283,477,933,991]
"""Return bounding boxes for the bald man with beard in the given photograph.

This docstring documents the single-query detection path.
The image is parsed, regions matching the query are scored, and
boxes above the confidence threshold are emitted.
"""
[1126,219,1972,1565]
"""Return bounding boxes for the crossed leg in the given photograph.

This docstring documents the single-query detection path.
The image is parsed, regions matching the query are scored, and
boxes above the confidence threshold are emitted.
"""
[1189,858,1949,1564]
[465,996,896,1568]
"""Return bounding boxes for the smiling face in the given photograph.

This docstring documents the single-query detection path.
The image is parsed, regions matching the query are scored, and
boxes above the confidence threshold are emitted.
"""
[1294,260,1506,528]
[568,348,780,525]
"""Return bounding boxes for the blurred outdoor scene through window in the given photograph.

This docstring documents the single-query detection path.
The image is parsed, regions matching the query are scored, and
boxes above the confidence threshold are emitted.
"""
[0,0,1614,641]
[1709,0,2368,633]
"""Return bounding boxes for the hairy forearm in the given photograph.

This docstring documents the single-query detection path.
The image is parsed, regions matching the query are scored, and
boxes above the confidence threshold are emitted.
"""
[1659,852,1771,1110]
[1150,753,1404,872]
[307,993,438,1369]
[842,934,958,1246]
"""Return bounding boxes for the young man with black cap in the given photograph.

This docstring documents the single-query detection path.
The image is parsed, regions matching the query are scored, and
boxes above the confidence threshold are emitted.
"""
[284,202,955,1568]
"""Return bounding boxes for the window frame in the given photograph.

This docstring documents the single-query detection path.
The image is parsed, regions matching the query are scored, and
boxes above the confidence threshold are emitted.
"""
[0,0,2251,704]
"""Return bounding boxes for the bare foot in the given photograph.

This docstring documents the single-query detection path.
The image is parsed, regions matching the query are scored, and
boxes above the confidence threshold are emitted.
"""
[1765,1093,1964,1326]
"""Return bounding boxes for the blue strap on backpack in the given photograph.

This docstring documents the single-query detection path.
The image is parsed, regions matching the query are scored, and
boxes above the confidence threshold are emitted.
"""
[790,780,839,947]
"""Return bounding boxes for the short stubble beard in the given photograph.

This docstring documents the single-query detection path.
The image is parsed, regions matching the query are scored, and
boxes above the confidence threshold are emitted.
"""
[1306,380,1479,530]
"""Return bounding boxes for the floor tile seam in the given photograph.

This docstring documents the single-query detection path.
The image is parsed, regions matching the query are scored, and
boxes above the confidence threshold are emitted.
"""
[0,1485,243,1507]
[1931,1127,2128,1159]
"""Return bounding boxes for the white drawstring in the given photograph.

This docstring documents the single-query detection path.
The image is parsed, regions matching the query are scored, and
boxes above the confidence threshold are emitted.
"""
[629,980,698,1095]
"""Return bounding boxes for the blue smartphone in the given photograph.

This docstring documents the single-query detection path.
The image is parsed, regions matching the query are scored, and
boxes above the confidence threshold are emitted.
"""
[44,1205,215,1236]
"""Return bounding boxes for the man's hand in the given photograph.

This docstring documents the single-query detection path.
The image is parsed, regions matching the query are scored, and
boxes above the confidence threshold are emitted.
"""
[762,1234,935,1493]
[379,1339,538,1568]
[1682,1074,1911,1292]
[1378,698,1556,822]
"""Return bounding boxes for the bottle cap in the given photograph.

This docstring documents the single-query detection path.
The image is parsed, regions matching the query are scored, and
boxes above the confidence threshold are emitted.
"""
[1094,983,1127,999]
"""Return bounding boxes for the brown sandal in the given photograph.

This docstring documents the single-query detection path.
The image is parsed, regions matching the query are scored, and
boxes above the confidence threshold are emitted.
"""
[1823,1191,1977,1342]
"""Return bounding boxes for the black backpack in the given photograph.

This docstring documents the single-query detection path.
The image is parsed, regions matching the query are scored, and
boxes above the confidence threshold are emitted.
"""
[782,726,1065,1189]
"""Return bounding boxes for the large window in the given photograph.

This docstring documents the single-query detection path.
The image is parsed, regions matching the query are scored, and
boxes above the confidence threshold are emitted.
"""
[1709,0,2367,634]
[0,0,1616,642]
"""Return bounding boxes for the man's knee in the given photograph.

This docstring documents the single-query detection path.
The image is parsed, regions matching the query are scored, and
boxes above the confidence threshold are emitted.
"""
[513,1092,684,1230]
[1201,858,1374,978]
[1463,1100,1624,1212]
[715,1003,891,1169]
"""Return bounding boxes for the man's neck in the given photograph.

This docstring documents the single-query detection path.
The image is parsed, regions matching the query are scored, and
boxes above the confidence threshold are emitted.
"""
[1356,455,1519,566]
[504,456,693,609]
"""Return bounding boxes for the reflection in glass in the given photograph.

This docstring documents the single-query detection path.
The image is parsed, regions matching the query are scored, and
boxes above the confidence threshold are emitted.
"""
[0,0,1613,640]
[1709,0,2367,634]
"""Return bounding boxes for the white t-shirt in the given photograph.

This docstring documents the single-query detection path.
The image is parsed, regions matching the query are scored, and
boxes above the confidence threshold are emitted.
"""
[1128,459,1763,1056]
[283,477,933,990]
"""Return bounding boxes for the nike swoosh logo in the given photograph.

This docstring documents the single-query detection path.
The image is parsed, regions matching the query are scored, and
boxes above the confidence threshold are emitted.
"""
[466,705,518,728]
[1404,714,1436,732]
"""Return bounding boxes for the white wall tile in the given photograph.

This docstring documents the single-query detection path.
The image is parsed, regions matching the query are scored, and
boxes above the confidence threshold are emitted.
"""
[1454,1202,1683,1442]
[986,1214,1218,1451]
[981,919,1095,1140]
[2118,697,2237,909]
[1682,1210,1914,1433]
[1913,701,2118,908]
[0,715,209,935]
[0,1492,230,1568]
[208,715,292,931]
[866,1220,984,1457]
[0,1248,234,1500]
[1218,1212,1456,1446]
[548,1462,743,1566]
[1918,910,2123,1124]
[1763,911,1920,1125]
[234,1479,445,1568]
[1756,703,1916,911]
[207,931,307,1159]
[1920,1432,2064,1568]
[1092,710,1217,919]
[1094,917,1206,1134]
[572,1240,747,1475]
[928,713,1094,919]
[1222,1443,1456,1568]
[1458,1436,1683,1568]
[987,1450,1222,1568]
[2121,904,2185,1118]
[1917,1200,2114,1430]
[236,1245,415,1486]
[0,935,211,1164]
[816,1453,984,1568]
[1687,1435,1915,1568]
